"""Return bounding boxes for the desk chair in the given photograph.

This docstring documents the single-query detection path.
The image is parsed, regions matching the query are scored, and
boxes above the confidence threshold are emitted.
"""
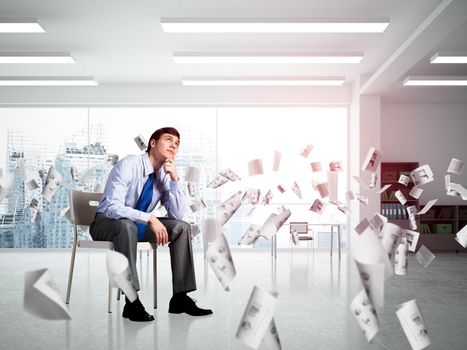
[65,190,158,313]
[289,221,314,255]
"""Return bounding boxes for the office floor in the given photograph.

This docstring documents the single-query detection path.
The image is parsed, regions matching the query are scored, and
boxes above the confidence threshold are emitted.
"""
[0,248,466,350]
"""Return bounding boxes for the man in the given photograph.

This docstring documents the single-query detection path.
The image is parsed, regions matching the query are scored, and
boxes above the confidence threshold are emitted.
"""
[90,127,212,322]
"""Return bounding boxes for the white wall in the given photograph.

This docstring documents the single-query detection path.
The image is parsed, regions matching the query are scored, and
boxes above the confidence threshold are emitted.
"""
[381,102,467,205]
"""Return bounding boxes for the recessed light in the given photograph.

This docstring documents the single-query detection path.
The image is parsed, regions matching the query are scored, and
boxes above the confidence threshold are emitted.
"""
[173,52,363,64]
[182,77,345,86]
[0,77,98,86]
[161,17,389,33]
[403,76,467,86]
[0,52,75,64]
[0,18,45,33]
[430,52,467,64]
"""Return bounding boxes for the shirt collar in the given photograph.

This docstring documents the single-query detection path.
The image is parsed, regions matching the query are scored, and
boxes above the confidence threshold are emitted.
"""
[142,153,155,177]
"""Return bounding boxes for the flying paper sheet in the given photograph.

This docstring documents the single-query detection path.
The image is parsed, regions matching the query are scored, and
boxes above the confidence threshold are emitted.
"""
[353,175,371,190]
[190,198,206,212]
[345,190,355,202]
[276,184,286,193]
[190,223,201,239]
[369,172,378,189]
[455,225,467,248]
[378,184,391,194]
[106,251,137,302]
[42,166,64,203]
[207,233,236,291]
[246,207,256,217]
[361,147,381,173]
[310,162,322,172]
[17,158,28,181]
[394,237,408,276]
[134,134,147,151]
[369,213,388,233]
[309,199,326,214]
[59,207,72,223]
[417,199,438,215]
[0,173,14,202]
[354,261,385,308]
[415,245,435,268]
[239,224,262,245]
[217,191,243,225]
[262,190,273,205]
[398,175,410,186]
[402,229,420,252]
[300,144,314,158]
[316,182,329,198]
[263,319,282,350]
[409,187,423,199]
[260,208,291,239]
[447,182,467,200]
[185,166,200,183]
[290,229,299,245]
[236,286,278,350]
[354,218,371,235]
[395,190,407,205]
[106,154,119,166]
[328,171,338,203]
[381,222,402,259]
[447,158,464,175]
[202,218,223,243]
[207,174,229,189]
[291,181,302,199]
[410,165,434,187]
[329,161,343,172]
[248,159,264,176]
[220,168,241,181]
[396,299,431,350]
[243,189,261,205]
[24,268,71,320]
[30,197,40,210]
[406,205,418,230]
[356,194,368,206]
[350,288,379,342]
[25,179,39,191]
[272,151,281,172]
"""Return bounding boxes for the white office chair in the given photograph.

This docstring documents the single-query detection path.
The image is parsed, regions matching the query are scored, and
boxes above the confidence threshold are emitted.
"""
[289,221,314,255]
[65,189,158,313]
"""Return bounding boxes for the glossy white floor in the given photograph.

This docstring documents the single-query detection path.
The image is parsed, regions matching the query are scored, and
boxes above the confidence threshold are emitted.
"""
[1,248,466,350]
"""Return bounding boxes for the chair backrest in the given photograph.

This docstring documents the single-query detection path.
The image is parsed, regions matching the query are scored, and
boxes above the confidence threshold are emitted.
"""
[290,222,309,235]
[69,190,103,226]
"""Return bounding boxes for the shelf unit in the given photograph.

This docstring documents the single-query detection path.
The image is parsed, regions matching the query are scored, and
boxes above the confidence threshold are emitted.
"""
[418,204,467,252]
[380,162,420,230]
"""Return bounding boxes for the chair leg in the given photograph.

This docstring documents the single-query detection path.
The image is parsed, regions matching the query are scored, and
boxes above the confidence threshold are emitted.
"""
[153,245,157,309]
[108,282,112,313]
[330,226,334,257]
[117,288,121,301]
[66,242,78,304]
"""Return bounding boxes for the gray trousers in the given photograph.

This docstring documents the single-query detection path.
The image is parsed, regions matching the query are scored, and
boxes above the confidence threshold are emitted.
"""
[90,212,197,294]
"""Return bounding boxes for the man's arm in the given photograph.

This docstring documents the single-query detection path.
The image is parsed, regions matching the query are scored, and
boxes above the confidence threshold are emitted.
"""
[160,178,186,220]
[99,158,151,224]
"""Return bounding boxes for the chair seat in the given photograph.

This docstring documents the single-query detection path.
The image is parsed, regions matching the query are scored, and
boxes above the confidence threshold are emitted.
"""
[78,240,114,249]
[298,236,313,241]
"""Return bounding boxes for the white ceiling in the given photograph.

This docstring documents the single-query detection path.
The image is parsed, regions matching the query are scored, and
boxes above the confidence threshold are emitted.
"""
[0,0,466,104]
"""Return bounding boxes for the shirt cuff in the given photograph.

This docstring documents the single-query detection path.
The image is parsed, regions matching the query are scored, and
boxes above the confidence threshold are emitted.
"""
[170,180,181,192]
[137,211,151,224]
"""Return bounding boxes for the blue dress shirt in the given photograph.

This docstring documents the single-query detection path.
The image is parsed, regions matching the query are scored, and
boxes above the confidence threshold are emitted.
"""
[96,153,185,224]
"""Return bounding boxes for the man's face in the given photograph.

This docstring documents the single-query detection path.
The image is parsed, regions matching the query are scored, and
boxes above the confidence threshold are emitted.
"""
[151,133,180,160]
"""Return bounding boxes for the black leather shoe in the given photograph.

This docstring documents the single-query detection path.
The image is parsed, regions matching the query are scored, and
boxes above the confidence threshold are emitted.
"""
[168,294,213,316]
[122,297,155,322]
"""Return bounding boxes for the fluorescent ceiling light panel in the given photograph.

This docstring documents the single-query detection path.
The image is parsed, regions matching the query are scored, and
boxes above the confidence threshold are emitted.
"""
[161,17,389,33]
[0,18,45,33]
[182,77,345,86]
[403,76,467,86]
[173,52,363,64]
[0,77,98,86]
[430,52,467,64]
[0,52,75,63]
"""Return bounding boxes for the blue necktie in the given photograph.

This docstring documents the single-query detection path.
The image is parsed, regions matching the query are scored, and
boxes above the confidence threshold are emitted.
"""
[135,172,155,240]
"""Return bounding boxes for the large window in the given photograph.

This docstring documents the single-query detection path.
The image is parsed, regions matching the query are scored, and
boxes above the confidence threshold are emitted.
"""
[0,107,347,249]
